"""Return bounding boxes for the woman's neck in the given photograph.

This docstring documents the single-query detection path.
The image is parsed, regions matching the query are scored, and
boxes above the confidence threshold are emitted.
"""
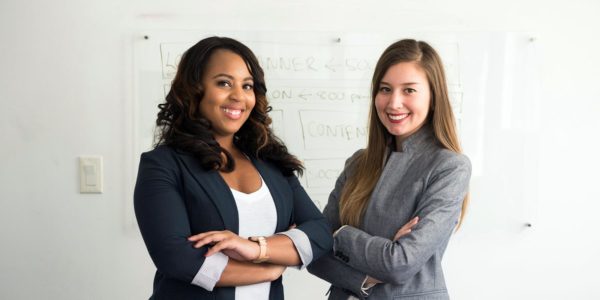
[216,135,235,153]
[216,135,247,162]
[394,136,405,152]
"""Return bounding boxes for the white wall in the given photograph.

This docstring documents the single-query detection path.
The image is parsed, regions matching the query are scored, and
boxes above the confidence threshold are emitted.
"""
[1,0,599,299]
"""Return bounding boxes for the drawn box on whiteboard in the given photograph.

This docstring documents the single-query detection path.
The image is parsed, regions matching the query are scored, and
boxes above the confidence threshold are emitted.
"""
[269,109,284,139]
[304,158,345,189]
[299,110,367,150]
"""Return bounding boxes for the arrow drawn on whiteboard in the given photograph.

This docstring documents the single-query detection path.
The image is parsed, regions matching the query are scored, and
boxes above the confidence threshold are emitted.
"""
[350,94,370,102]
[298,93,312,100]
[325,58,342,72]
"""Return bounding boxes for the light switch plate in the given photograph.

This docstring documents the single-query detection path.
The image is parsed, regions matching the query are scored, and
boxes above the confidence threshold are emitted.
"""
[79,156,103,193]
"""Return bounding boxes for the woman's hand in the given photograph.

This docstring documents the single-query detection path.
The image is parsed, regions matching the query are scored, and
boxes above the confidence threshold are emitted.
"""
[365,275,383,285]
[393,216,419,241]
[188,230,260,261]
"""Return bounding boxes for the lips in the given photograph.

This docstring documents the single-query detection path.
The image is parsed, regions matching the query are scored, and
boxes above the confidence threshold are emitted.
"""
[222,107,244,120]
[388,113,409,123]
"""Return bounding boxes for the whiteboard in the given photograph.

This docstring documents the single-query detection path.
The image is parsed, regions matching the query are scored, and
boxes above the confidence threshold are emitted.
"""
[132,31,541,236]
[131,31,541,299]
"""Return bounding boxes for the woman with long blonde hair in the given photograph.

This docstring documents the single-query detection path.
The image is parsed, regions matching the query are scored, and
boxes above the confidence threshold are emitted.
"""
[308,39,471,299]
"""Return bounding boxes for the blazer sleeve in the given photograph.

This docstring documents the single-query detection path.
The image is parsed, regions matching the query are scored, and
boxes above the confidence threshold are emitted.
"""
[307,151,370,297]
[284,174,334,263]
[133,150,208,284]
[332,154,471,285]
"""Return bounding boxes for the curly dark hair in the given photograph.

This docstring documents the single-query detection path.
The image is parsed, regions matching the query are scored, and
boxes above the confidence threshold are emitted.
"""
[154,36,303,176]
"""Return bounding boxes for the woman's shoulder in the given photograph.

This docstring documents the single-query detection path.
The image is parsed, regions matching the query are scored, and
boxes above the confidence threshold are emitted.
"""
[429,147,472,172]
[139,145,180,165]
[333,149,366,180]
[141,144,170,155]
[345,148,366,166]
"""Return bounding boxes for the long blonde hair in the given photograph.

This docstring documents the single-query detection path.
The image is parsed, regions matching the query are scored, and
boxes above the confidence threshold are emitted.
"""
[338,39,469,228]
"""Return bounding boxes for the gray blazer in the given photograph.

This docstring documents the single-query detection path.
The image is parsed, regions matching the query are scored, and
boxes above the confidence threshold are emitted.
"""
[307,126,471,300]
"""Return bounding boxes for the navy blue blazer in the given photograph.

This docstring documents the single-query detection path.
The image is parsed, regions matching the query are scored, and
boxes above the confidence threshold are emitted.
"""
[134,145,332,300]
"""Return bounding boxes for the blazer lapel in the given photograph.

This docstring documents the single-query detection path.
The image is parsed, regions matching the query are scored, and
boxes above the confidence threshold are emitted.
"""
[176,151,239,233]
[252,158,288,232]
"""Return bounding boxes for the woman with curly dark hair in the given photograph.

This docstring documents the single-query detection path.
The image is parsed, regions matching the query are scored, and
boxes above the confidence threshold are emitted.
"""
[134,36,332,300]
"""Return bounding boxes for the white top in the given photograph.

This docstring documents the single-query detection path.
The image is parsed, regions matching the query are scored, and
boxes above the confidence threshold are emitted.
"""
[191,176,314,296]
[231,179,277,300]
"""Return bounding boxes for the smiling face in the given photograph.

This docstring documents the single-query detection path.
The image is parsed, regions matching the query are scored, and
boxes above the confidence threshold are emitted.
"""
[375,61,431,148]
[199,49,256,144]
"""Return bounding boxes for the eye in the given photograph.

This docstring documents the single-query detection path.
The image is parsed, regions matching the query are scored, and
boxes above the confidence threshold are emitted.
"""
[217,80,232,87]
[404,88,417,94]
[243,83,254,90]
[378,86,391,94]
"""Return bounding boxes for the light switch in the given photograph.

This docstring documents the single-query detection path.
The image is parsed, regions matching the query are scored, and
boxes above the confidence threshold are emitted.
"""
[84,165,96,186]
[79,156,103,193]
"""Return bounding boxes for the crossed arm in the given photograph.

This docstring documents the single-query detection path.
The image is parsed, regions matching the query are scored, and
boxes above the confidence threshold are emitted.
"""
[188,229,300,287]
[193,218,415,287]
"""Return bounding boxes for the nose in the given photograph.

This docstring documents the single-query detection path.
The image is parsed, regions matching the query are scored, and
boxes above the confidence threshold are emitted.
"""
[388,89,404,109]
[230,83,250,102]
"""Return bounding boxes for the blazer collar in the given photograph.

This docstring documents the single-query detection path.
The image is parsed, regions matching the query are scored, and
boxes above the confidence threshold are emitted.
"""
[176,150,288,233]
[176,151,240,233]
[389,124,436,153]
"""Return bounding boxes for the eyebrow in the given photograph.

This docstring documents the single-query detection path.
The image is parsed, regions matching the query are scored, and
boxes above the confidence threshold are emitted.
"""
[380,81,421,86]
[212,73,254,81]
